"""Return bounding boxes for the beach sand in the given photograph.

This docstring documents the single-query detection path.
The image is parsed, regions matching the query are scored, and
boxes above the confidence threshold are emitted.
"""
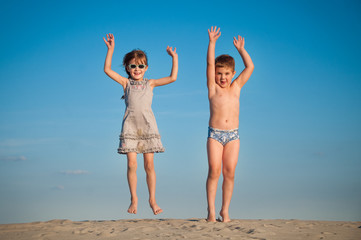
[0,218,360,240]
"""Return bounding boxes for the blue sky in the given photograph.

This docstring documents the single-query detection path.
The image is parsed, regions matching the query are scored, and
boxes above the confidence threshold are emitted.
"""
[1,0,360,224]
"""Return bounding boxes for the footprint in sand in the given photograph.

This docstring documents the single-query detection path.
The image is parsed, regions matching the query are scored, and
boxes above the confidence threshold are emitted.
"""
[247,229,256,234]
[72,227,93,235]
[34,233,52,240]
[96,231,113,237]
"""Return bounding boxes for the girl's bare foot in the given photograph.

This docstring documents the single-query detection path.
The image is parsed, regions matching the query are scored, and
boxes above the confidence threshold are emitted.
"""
[149,200,163,215]
[127,198,138,214]
[220,209,231,222]
[207,208,217,222]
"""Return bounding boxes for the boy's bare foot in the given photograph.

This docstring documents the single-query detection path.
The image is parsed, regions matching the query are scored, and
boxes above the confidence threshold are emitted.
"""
[220,209,231,222]
[206,208,217,222]
[127,198,138,214]
[149,200,163,215]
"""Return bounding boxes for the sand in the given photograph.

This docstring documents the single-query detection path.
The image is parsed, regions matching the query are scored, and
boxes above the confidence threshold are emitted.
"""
[0,218,360,240]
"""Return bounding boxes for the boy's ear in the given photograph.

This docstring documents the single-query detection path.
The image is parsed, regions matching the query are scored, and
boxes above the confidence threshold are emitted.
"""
[232,71,236,78]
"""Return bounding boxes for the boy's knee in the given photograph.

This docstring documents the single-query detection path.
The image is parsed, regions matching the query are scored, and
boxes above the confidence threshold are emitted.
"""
[223,169,235,180]
[208,168,221,179]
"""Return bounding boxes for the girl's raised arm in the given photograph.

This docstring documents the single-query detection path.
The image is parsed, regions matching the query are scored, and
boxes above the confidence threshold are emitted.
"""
[103,33,128,89]
[149,46,178,88]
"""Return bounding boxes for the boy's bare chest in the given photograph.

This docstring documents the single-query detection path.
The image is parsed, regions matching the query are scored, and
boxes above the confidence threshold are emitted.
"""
[210,91,239,108]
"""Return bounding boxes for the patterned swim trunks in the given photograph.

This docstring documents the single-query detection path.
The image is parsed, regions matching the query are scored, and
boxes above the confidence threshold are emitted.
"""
[208,127,240,146]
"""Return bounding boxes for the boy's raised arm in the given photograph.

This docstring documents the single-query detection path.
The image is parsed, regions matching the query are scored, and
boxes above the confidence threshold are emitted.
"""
[233,35,254,88]
[207,26,221,89]
[103,33,128,88]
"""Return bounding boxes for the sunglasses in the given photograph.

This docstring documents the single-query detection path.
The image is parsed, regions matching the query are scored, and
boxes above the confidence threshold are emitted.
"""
[128,64,147,69]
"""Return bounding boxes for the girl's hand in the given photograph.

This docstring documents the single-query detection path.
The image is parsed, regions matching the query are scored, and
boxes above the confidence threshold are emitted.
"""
[166,46,177,58]
[233,35,245,51]
[103,33,115,50]
[208,26,221,43]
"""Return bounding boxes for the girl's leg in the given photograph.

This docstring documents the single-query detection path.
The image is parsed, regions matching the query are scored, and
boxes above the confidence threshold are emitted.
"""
[143,152,163,215]
[220,140,240,222]
[206,139,223,222]
[127,152,138,214]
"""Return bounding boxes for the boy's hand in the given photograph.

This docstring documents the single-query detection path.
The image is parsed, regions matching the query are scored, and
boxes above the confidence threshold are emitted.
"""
[103,33,115,50]
[166,46,177,58]
[208,26,221,43]
[233,35,245,50]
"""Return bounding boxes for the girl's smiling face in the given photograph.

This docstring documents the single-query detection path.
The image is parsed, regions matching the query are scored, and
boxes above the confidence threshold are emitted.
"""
[127,58,148,80]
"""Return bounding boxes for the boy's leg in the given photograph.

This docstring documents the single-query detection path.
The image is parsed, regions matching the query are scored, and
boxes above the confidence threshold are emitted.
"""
[144,153,163,215]
[206,138,223,222]
[127,152,138,214]
[220,140,240,222]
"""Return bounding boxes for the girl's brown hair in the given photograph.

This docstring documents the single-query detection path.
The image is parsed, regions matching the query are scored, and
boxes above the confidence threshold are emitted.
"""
[123,49,148,77]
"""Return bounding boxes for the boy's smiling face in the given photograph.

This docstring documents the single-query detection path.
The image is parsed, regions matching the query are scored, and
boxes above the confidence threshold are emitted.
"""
[215,67,236,88]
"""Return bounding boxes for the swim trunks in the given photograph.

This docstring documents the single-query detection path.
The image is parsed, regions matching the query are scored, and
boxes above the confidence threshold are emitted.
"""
[208,127,239,146]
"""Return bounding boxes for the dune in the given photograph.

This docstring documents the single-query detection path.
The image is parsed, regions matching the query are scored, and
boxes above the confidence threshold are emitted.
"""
[0,218,360,240]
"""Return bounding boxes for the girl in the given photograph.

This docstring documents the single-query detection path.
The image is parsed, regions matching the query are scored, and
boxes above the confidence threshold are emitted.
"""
[103,33,178,215]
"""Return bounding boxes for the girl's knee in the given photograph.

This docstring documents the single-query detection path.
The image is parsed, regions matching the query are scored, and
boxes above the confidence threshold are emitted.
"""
[127,160,137,171]
[127,153,137,169]
[144,161,154,173]
[143,153,155,173]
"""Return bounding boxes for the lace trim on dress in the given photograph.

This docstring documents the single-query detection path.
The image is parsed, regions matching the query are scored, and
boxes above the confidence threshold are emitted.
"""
[117,146,165,154]
[129,78,147,85]
[119,133,161,140]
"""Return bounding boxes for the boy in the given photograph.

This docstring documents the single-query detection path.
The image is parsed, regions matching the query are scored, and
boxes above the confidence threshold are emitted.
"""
[206,26,254,222]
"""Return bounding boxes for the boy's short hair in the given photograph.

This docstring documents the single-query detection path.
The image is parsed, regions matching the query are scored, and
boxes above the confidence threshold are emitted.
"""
[215,54,235,72]
[123,49,148,77]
